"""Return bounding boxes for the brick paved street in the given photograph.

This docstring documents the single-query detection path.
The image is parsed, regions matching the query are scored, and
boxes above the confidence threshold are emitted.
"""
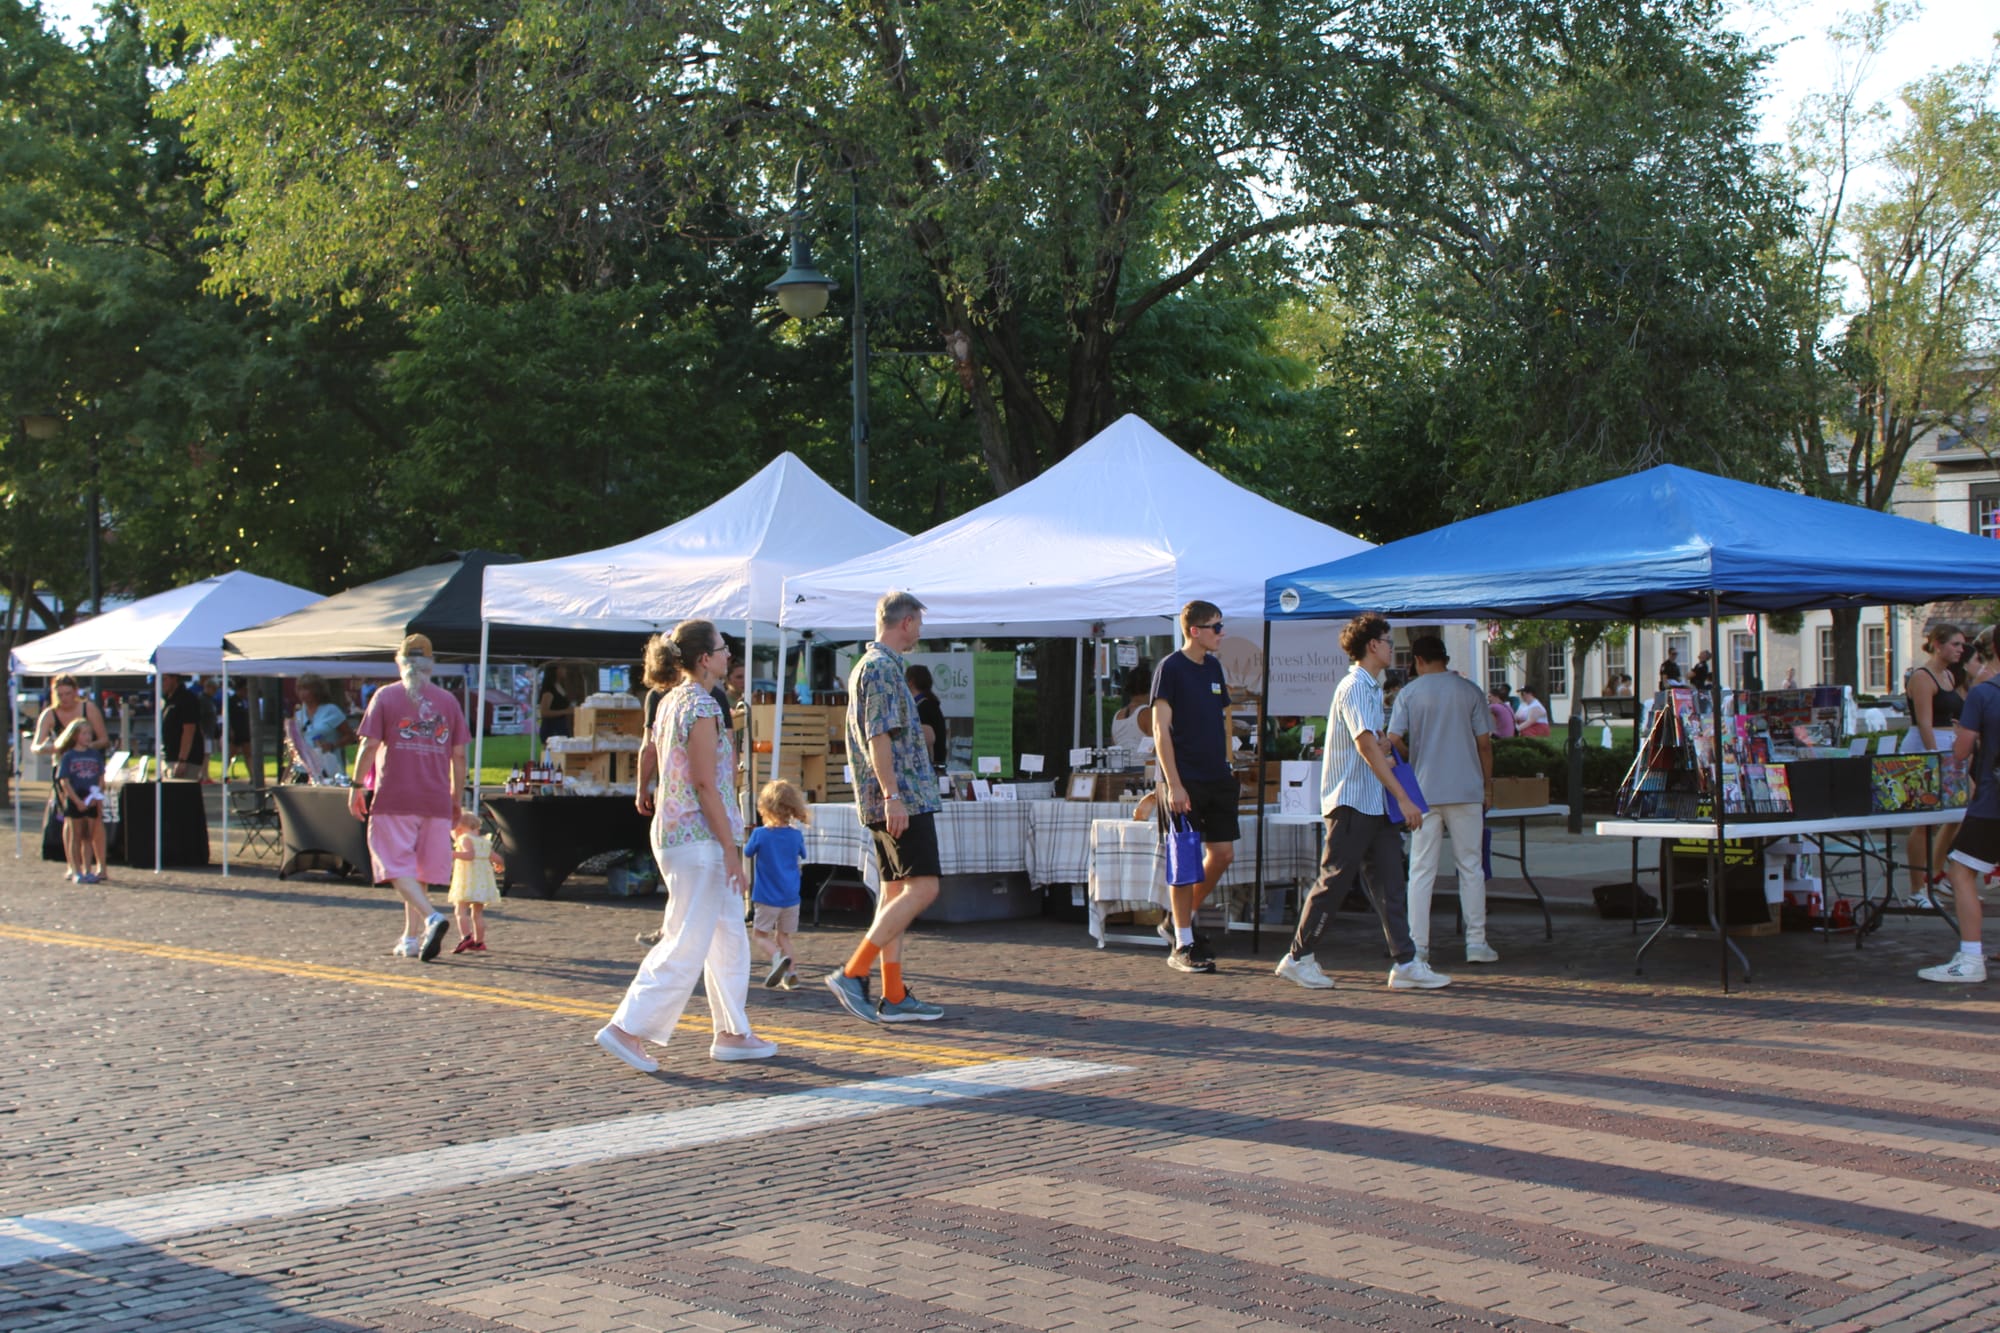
[4,832,1998,1331]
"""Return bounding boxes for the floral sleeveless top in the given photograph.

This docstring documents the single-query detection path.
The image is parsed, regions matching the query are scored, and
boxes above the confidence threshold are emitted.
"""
[653,681,743,847]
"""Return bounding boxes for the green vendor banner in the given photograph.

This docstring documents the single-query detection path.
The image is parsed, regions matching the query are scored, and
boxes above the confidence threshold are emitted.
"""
[971,652,1014,778]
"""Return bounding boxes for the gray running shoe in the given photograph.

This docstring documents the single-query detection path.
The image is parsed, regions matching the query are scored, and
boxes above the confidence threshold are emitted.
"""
[876,991,944,1022]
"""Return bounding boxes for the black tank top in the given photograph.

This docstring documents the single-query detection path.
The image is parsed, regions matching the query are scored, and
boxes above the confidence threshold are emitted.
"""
[1916,667,1963,729]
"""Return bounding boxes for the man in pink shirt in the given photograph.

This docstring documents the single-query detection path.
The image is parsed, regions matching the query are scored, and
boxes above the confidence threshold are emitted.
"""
[348,634,469,961]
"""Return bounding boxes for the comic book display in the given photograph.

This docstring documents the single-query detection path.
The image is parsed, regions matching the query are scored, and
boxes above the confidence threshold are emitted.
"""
[1618,685,1820,819]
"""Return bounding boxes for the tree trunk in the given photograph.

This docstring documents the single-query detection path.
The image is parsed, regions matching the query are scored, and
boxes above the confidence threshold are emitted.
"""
[1828,607,1861,689]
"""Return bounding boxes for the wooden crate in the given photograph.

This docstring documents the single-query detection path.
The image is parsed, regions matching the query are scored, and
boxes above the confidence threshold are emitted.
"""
[749,704,834,756]
[574,706,644,739]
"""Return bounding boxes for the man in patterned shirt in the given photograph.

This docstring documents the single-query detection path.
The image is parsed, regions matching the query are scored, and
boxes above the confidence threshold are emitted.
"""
[826,590,947,1024]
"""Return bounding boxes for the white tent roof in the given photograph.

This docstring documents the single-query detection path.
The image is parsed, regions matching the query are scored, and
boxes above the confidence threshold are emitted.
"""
[781,415,1374,635]
[481,453,908,632]
[9,571,321,677]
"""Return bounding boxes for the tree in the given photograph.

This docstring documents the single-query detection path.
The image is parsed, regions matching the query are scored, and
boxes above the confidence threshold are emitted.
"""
[1776,5,2000,684]
[155,0,1783,499]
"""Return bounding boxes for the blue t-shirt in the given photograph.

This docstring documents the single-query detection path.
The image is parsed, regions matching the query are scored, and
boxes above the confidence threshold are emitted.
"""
[1959,680,2000,820]
[57,748,105,805]
[1150,650,1231,784]
[743,824,805,908]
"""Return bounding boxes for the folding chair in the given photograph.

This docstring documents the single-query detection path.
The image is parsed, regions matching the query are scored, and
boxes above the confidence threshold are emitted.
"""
[230,788,281,859]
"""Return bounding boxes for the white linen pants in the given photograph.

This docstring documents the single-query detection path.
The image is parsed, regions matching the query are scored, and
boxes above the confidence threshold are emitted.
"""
[609,840,750,1046]
[1406,800,1487,950]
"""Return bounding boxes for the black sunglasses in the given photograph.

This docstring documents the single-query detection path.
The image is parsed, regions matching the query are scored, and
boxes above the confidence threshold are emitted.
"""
[1197,621,1224,633]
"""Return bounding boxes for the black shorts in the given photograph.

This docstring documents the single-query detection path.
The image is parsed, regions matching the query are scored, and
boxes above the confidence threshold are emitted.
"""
[1176,778,1241,844]
[867,809,942,882]
[63,801,98,822]
[1948,815,2000,873]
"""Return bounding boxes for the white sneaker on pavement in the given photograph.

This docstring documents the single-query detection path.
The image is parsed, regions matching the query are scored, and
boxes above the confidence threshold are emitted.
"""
[1464,941,1500,964]
[1388,958,1453,990]
[1413,945,1430,964]
[1274,952,1335,989]
[1918,952,1987,983]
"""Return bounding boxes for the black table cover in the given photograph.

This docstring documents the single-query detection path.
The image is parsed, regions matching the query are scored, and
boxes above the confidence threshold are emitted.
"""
[272,784,374,880]
[482,795,651,898]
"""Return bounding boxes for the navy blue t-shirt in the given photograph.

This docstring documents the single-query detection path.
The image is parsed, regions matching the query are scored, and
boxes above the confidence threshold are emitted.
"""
[57,748,105,805]
[744,824,805,908]
[1959,680,2000,820]
[1150,650,1231,784]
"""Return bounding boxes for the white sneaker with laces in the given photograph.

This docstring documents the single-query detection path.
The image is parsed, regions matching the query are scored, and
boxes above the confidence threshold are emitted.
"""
[1413,945,1430,964]
[1275,952,1335,989]
[1465,941,1500,964]
[1918,952,1987,983]
[1388,958,1453,990]
[1908,892,1936,910]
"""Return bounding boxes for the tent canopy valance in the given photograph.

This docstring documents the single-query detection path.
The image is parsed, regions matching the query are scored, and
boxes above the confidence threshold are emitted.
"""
[781,414,1374,636]
[12,571,320,678]
[479,453,907,634]
[226,551,647,668]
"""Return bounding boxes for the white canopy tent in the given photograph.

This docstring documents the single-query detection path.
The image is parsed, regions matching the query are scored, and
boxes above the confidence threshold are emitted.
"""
[476,452,908,801]
[781,414,1374,636]
[9,571,321,869]
[778,413,1377,764]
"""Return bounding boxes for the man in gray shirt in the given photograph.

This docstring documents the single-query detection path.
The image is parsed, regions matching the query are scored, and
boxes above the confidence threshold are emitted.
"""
[1386,635,1498,964]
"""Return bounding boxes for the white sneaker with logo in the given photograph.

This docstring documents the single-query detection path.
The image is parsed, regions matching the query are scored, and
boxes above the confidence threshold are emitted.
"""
[1918,952,1987,984]
[1388,958,1453,990]
[1275,952,1335,989]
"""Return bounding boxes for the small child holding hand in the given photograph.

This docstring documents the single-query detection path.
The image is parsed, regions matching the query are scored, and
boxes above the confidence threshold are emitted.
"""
[448,809,504,953]
[744,780,810,988]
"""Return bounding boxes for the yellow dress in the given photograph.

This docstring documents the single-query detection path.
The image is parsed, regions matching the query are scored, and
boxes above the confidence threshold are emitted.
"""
[448,832,502,905]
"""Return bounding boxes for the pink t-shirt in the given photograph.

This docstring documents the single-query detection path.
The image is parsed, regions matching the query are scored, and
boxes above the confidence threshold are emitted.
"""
[358,682,467,819]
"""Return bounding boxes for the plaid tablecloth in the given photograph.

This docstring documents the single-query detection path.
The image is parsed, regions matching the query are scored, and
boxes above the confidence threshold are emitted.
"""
[802,801,1034,891]
[1024,800,1140,886]
[1086,816,1320,944]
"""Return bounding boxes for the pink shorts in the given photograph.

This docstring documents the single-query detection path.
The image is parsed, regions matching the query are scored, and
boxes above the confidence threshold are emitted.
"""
[368,814,454,886]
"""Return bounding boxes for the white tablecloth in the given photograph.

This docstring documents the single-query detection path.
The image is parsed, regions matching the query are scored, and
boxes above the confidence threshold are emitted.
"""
[1085,817,1319,944]
[1025,800,1140,886]
[801,801,1035,891]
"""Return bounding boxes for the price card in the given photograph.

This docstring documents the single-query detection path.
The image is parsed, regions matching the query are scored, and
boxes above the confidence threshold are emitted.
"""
[977,756,1002,774]
[1847,737,1869,756]
[1020,753,1045,774]
[1068,747,1093,768]
[989,783,1018,801]
[1278,760,1315,817]
[970,779,992,801]
[1878,734,1899,754]
[1300,725,1317,748]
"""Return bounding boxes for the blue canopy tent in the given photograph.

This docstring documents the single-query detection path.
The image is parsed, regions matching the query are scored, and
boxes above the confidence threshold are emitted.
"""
[1256,465,2000,989]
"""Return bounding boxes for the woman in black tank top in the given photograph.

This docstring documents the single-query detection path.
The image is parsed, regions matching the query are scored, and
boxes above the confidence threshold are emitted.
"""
[1906,623,1969,902]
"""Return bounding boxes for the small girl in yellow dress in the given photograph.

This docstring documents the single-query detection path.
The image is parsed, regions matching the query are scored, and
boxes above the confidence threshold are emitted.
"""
[448,809,504,954]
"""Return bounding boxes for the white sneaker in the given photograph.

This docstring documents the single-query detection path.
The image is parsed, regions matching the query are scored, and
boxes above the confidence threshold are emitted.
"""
[1274,952,1335,989]
[390,936,420,957]
[1413,945,1430,964]
[1918,952,1987,984]
[1908,892,1936,910]
[1465,941,1500,964]
[1388,958,1453,990]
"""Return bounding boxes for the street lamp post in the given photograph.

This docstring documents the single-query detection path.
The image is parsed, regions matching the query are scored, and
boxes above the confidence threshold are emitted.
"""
[766,183,868,509]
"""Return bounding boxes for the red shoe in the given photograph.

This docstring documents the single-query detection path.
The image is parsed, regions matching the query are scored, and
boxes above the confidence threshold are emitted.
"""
[452,937,475,954]
[471,940,487,952]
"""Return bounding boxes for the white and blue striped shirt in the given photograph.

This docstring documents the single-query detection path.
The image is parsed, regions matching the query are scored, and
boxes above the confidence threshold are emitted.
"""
[1318,663,1386,817]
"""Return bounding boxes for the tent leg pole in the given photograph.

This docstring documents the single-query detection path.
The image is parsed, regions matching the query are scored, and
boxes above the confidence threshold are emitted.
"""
[1709,592,1730,993]
[742,619,754,822]
[473,619,490,809]
[1253,620,1273,956]
[1093,635,1103,751]
[221,662,230,878]
[771,632,788,803]
[11,673,19,860]
[154,672,162,875]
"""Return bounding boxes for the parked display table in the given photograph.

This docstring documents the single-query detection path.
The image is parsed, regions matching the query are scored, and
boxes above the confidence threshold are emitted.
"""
[117,781,210,870]
[1087,814,1318,947]
[482,794,651,898]
[272,785,370,879]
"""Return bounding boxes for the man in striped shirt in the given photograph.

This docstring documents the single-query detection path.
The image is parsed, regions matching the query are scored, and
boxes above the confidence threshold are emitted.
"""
[1274,614,1453,991]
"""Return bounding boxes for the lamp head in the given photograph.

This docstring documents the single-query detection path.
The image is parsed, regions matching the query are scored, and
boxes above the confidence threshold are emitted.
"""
[767,232,836,320]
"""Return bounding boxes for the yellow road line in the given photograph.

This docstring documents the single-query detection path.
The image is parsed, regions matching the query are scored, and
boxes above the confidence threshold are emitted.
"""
[0,923,1005,1067]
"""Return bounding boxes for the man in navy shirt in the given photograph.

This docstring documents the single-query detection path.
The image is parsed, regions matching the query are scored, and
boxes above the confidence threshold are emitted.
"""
[1150,600,1236,974]
[1922,672,1999,983]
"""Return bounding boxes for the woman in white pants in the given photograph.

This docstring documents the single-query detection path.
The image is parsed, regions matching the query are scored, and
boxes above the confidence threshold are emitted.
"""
[596,621,776,1072]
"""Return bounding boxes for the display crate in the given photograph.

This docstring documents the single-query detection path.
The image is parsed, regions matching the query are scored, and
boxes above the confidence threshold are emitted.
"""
[574,706,643,740]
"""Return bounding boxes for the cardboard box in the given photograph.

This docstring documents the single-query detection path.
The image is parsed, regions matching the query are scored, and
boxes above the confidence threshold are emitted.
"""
[573,706,643,739]
[1490,776,1549,810]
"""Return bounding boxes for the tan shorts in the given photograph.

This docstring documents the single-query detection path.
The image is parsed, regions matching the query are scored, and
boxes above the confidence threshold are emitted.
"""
[752,902,800,935]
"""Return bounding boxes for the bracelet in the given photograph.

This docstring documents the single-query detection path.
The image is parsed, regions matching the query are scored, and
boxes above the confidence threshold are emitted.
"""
[886,794,905,803]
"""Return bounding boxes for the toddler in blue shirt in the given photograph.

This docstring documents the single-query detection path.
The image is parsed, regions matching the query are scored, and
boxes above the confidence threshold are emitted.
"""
[744,780,810,989]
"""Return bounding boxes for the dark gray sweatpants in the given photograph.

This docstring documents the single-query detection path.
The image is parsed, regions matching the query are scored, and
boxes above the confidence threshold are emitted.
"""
[1288,806,1415,965]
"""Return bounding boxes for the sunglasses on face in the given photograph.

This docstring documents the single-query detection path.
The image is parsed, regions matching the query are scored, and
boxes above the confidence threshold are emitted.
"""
[1197,622,1224,633]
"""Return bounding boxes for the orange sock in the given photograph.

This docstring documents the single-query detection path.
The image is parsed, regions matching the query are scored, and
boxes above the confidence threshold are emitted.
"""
[844,940,882,980]
[882,961,906,1004]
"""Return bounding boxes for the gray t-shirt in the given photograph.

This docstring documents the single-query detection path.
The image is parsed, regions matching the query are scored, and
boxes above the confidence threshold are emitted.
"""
[1387,670,1492,806]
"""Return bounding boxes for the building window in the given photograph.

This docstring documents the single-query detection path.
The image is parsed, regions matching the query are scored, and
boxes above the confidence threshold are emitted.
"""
[1865,625,1888,692]
[1729,630,1754,688]
[1487,652,1510,694]
[1545,642,1568,697]
[1973,484,2000,539]
[1817,627,1835,686]
[1603,639,1628,691]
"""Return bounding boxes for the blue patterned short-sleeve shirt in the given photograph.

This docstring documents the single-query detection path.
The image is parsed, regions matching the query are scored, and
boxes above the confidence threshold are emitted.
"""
[846,642,941,824]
